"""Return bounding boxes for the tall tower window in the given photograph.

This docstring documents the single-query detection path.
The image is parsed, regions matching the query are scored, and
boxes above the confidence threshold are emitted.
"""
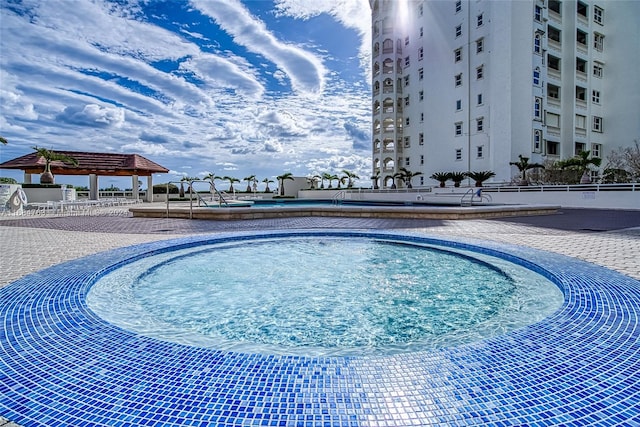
[534,34,541,54]
[476,38,484,53]
[594,6,604,25]
[534,98,542,119]
[455,73,463,87]
[455,25,462,38]
[455,122,463,136]
[533,130,542,152]
[476,65,484,79]
[477,13,484,27]
[593,116,603,132]
[594,33,604,51]
[592,90,600,104]
[455,1,462,13]
[454,48,462,62]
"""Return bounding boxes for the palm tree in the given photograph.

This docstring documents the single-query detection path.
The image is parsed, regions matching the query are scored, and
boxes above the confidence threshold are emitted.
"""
[510,155,545,186]
[327,174,339,189]
[244,175,256,192]
[222,176,240,193]
[307,175,320,189]
[321,172,332,189]
[262,177,274,193]
[430,172,452,188]
[276,172,294,196]
[450,172,466,187]
[466,170,496,187]
[399,167,423,188]
[371,173,380,189]
[560,150,602,184]
[391,171,405,189]
[32,146,78,184]
[341,170,360,188]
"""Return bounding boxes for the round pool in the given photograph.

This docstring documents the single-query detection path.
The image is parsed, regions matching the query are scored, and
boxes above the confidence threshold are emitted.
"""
[87,234,563,356]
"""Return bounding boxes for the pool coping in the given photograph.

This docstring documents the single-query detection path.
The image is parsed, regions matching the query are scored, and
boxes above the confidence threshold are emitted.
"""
[1,229,639,426]
[130,203,560,221]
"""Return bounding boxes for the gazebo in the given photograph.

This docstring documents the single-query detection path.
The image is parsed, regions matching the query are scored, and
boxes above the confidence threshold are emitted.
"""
[0,151,169,202]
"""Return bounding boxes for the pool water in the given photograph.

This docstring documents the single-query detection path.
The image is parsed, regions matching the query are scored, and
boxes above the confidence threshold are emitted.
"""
[88,236,563,356]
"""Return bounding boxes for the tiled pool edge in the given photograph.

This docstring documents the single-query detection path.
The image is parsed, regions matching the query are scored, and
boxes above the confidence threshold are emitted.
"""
[1,229,639,426]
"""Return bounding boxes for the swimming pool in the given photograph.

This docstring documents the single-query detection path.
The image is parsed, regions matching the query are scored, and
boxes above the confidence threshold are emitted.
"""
[1,229,638,426]
[86,235,563,356]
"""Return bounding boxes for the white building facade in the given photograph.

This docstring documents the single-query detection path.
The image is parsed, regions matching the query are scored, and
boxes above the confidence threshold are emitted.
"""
[370,0,640,188]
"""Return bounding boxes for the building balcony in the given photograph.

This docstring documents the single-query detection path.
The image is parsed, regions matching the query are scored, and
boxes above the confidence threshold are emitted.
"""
[548,68,561,81]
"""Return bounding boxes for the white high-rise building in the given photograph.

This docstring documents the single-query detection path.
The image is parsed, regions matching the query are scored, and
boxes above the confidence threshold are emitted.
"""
[370,0,640,188]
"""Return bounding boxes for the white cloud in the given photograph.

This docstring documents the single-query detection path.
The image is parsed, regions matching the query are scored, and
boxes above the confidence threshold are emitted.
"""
[191,0,326,95]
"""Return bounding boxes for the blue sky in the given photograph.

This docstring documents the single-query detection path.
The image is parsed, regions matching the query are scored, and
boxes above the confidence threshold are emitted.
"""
[0,0,372,190]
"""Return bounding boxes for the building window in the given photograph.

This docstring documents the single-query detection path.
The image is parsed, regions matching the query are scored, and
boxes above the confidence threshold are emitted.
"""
[546,112,560,128]
[456,99,462,111]
[593,116,603,132]
[594,33,604,51]
[419,90,424,101]
[476,38,484,53]
[594,6,604,25]
[576,29,587,46]
[455,149,462,161]
[419,133,424,145]
[534,34,541,54]
[548,55,560,71]
[549,0,561,15]
[404,96,410,106]
[593,63,603,78]
[575,142,587,155]
[418,47,424,60]
[454,48,462,62]
[477,93,483,105]
[576,114,586,130]
[476,117,484,132]
[455,73,462,87]
[577,1,588,19]
[592,90,600,104]
[418,67,424,80]
[419,3,423,16]
[533,68,540,85]
[455,25,462,38]
[476,65,484,79]
[405,36,410,46]
[405,56,410,67]
[455,1,462,13]
[404,137,410,147]
[534,5,542,21]
[420,112,424,122]
[548,26,561,44]
[591,143,602,158]
[477,146,484,158]
[405,157,410,166]
[420,27,424,37]
[533,130,542,152]
[405,117,410,126]
[477,13,483,27]
[576,57,587,73]
[547,84,560,100]
[546,140,559,155]
[576,86,586,101]
[455,122,463,136]
[534,98,542,119]
[420,155,424,165]
[404,75,410,86]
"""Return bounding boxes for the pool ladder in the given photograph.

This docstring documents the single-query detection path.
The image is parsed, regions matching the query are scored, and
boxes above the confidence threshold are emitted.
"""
[332,191,346,205]
[460,188,492,206]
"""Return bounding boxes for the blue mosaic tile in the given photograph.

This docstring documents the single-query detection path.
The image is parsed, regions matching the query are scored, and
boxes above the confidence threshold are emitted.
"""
[1,229,639,426]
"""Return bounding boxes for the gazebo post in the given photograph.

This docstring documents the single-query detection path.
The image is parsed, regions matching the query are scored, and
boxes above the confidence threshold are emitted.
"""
[146,176,153,202]
[132,174,139,201]
[89,174,99,200]
[23,173,32,184]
